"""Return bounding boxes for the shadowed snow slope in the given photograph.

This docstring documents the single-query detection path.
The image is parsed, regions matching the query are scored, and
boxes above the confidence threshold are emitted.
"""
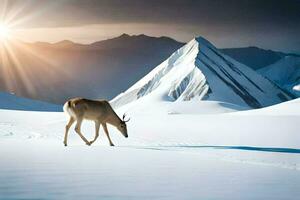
[0,92,61,111]
[112,37,292,109]
[258,56,300,97]
[235,98,300,116]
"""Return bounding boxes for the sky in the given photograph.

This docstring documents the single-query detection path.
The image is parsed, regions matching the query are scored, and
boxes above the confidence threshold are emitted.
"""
[1,0,300,53]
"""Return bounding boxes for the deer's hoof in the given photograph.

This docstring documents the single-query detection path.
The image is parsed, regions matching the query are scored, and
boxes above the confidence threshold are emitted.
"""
[63,142,67,147]
[110,143,115,147]
[86,142,91,146]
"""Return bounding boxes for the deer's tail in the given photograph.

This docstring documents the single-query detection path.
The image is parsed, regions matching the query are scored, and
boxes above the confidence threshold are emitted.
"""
[63,101,76,118]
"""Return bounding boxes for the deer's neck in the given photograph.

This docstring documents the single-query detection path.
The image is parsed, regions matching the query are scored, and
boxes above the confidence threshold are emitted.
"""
[106,109,122,127]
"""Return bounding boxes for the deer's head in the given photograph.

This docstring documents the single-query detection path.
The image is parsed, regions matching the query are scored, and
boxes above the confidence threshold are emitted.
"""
[117,114,130,138]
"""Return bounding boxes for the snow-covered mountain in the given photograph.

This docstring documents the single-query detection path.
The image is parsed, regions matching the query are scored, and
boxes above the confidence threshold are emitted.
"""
[0,92,61,111]
[112,37,292,109]
[258,56,300,97]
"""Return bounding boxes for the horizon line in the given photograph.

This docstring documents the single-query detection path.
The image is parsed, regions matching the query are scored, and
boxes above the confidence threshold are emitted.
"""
[17,33,299,55]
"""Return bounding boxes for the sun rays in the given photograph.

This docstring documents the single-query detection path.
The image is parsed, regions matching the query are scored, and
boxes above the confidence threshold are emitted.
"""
[0,23,11,41]
[0,0,68,99]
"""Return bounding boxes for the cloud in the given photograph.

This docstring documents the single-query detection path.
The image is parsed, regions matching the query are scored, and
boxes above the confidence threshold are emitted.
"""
[1,0,299,53]
[2,0,298,29]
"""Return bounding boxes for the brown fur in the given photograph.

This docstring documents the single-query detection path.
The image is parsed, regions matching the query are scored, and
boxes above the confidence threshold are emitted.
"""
[63,98,128,146]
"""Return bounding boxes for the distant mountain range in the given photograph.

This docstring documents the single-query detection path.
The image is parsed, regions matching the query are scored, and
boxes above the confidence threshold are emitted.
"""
[221,47,299,70]
[0,34,183,104]
[221,47,300,97]
[258,56,300,97]
[0,34,298,104]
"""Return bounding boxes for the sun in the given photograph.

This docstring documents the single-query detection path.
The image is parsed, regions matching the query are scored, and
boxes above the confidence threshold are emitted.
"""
[0,23,11,41]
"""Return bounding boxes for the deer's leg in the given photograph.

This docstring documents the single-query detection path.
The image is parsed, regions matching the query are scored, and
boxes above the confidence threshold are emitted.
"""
[64,117,75,146]
[74,117,91,146]
[89,121,100,145]
[102,123,114,146]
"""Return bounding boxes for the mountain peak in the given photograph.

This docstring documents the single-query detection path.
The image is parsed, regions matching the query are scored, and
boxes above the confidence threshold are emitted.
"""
[119,33,130,38]
[54,40,75,45]
[194,36,216,49]
[112,37,292,109]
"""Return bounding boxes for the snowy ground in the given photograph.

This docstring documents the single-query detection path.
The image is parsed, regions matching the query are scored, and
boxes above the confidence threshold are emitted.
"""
[0,100,300,199]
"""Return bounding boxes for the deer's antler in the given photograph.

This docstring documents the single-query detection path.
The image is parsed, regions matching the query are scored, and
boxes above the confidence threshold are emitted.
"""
[122,113,130,122]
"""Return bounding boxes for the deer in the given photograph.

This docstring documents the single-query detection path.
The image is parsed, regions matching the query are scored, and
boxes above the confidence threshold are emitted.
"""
[63,98,129,146]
